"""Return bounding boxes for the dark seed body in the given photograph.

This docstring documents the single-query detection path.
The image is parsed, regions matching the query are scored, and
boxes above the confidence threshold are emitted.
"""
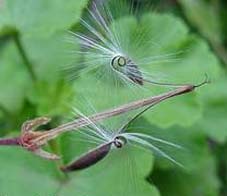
[126,63,143,85]
[61,142,112,172]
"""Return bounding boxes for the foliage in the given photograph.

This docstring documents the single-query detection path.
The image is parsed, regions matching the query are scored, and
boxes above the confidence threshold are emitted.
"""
[0,0,227,195]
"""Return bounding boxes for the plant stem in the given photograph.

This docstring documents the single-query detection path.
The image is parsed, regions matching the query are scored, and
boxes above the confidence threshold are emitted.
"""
[13,33,37,82]
[34,83,202,144]
[0,81,207,156]
[0,137,20,146]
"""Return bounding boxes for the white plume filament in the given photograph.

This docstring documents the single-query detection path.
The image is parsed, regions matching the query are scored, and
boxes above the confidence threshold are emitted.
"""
[120,133,185,168]
[68,0,185,88]
[61,107,185,172]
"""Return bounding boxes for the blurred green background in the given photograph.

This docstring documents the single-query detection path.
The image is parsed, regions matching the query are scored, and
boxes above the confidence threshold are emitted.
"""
[0,0,227,195]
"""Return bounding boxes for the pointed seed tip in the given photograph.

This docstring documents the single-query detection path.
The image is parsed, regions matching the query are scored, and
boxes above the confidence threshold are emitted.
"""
[194,73,210,88]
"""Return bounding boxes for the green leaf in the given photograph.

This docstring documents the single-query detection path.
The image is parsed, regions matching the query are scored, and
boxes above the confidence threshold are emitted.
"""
[179,0,222,44]
[0,147,59,196]
[127,117,214,171]
[151,154,220,196]
[0,139,160,196]
[139,123,221,196]
[0,40,31,113]
[21,32,78,81]
[197,76,227,143]
[59,132,159,196]
[138,14,221,128]
[0,1,225,195]
[27,80,74,117]
[0,0,89,37]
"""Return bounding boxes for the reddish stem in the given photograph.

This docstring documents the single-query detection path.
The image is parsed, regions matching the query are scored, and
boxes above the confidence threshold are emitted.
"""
[0,137,21,146]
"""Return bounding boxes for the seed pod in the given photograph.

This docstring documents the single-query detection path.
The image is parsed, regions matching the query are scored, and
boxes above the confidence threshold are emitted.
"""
[61,142,112,172]
[126,60,143,85]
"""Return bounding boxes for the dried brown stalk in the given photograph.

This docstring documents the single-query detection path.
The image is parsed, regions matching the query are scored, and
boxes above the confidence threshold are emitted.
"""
[0,79,208,160]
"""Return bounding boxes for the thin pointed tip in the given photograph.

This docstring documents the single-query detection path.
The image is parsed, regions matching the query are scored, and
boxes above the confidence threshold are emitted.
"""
[194,73,210,88]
